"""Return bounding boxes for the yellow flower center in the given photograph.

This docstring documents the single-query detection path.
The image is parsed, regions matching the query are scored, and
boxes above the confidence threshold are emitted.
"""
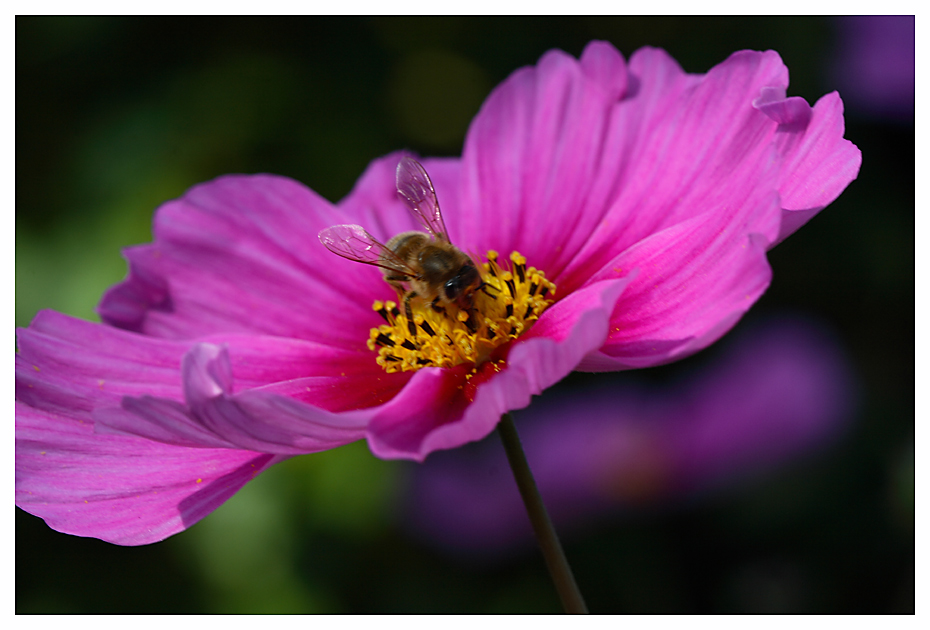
[368,251,556,373]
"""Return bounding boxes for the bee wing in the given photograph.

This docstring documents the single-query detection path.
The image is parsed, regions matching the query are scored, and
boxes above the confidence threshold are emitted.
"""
[318,224,417,277]
[396,156,450,243]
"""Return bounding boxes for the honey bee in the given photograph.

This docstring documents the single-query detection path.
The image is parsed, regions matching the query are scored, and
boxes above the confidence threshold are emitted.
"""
[319,157,483,335]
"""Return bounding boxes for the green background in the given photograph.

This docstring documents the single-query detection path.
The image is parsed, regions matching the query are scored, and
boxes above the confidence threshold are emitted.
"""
[16,16,913,613]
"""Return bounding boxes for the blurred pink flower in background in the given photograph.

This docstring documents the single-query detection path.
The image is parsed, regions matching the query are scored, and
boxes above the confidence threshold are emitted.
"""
[830,16,914,121]
[16,41,859,545]
[402,316,857,558]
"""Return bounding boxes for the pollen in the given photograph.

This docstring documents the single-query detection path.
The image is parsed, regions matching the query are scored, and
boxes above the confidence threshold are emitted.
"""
[368,251,556,373]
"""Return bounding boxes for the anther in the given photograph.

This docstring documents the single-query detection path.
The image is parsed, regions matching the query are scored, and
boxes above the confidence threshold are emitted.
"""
[419,318,436,336]
[504,274,517,297]
[511,253,527,284]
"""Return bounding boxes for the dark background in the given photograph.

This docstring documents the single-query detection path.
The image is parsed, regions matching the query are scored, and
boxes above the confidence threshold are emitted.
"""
[16,16,913,613]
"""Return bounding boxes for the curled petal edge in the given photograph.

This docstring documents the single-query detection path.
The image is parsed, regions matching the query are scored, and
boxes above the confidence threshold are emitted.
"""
[96,342,369,455]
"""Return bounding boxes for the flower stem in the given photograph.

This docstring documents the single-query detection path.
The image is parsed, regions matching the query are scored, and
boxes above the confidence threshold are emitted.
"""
[497,413,588,614]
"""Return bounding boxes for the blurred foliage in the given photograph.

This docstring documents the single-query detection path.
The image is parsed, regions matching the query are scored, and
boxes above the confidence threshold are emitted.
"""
[16,16,913,613]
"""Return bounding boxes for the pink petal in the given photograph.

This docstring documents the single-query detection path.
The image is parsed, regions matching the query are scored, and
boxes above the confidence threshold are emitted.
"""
[365,278,629,461]
[98,174,384,345]
[18,310,388,400]
[579,201,775,369]
[98,343,373,455]
[17,311,190,416]
[558,48,789,290]
[94,397,237,449]
[459,42,632,276]
[753,86,812,127]
[337,151,465,244]
[580,40,629,100]
[179,343,369,453]
[16,402,284,545]
[18,311,381,455]
[764,91,862,243]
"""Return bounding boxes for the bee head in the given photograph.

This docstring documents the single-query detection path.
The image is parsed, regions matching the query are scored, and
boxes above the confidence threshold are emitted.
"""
[445,261,480,308]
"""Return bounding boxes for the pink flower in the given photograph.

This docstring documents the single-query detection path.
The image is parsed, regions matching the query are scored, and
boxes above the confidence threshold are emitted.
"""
[16,41,861,545]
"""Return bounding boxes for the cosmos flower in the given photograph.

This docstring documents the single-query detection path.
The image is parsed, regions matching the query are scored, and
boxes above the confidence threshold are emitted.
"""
[402,316,857,558]
[16,41,860,545]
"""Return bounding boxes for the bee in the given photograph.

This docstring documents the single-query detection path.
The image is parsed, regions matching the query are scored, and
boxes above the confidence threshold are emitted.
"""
[319,157,483,336]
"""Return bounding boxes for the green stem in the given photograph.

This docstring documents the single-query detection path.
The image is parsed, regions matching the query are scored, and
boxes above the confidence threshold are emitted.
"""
[498,413,588,614]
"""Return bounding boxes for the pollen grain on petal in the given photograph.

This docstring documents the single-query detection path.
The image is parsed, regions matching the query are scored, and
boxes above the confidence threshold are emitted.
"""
[368,251,556,373]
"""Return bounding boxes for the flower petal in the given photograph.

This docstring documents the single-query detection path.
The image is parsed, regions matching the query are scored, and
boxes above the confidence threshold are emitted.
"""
[459,41,631,275]
[18,309,388,400]
[579,205,775,370]
[16,311,190,417]
[16,402,284,546]
[365,278,629,461]
[18,311,381,455]
[580,39,629,100]
[99,343,372,455]
[94,397,237,449]
[336,151,465,244]
[753,86,812,127]
[763,91,862,243]
[184,343,370,453]
[98,174,382,346]
[558,48,790,290]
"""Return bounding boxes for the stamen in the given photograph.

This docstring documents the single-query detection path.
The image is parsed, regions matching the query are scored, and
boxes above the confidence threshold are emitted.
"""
[418,317,436,337]
[367,251,556,373]
[511,251,526,284]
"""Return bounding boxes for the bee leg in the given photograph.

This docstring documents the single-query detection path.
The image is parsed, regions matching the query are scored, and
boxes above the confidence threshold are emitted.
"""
[430,297,446,315]
[403,292,418,338]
